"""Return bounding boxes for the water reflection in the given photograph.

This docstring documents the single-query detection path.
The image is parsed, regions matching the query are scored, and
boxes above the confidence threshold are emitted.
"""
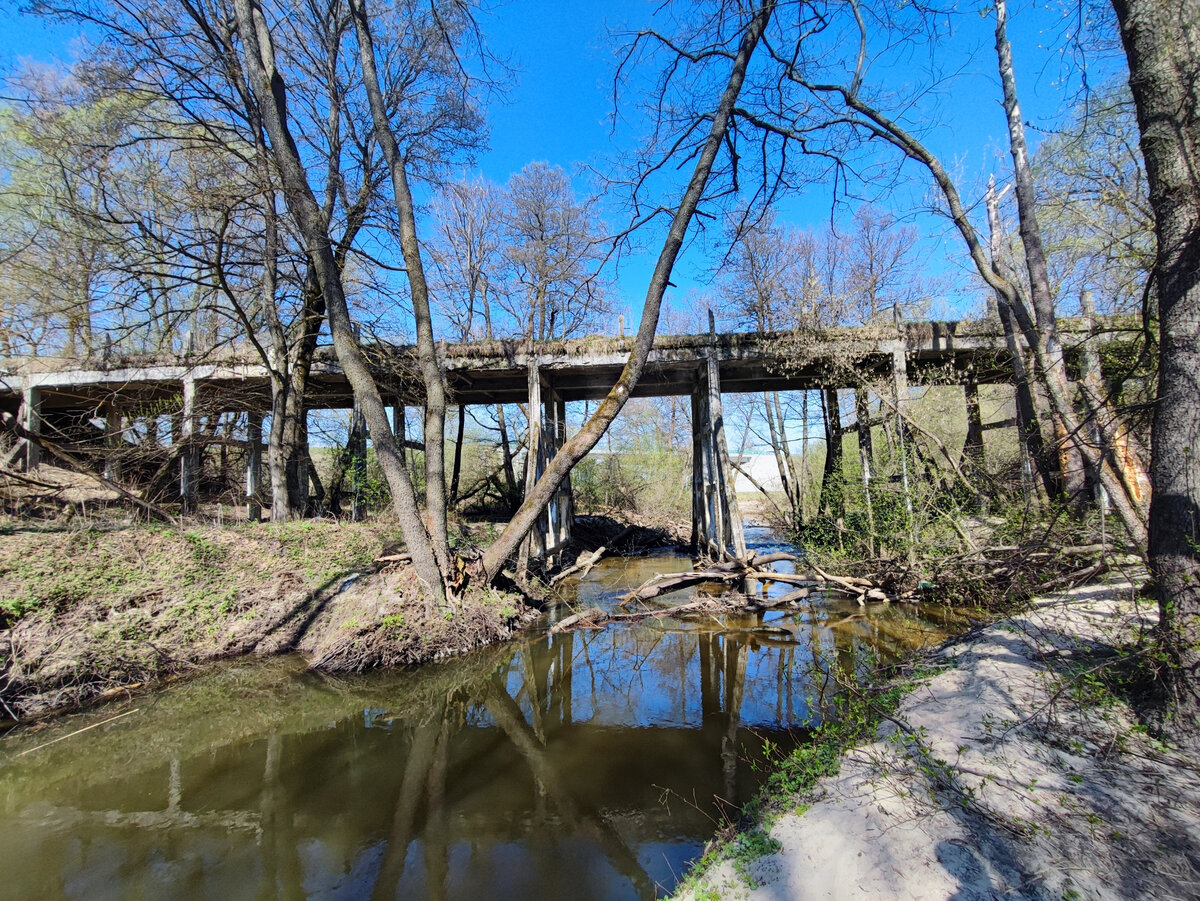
[0,537,960,900]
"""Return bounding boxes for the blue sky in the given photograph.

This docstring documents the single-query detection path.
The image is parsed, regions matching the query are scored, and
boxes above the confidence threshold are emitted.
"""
[1,0,1129,326]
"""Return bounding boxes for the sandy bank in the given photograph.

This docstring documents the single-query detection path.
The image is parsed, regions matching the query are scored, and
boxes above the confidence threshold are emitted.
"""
[680,580,1200,900]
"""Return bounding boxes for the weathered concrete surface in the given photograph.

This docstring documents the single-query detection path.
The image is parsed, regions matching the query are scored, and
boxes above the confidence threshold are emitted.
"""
[0,317,1133,413]
[680,579,1200,901]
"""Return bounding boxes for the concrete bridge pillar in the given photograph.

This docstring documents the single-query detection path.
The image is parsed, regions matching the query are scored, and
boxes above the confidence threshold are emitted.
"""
[963,362,985,469]
[180,375,198,514]
[519,357,573,573]
[245,411,262,522]
[104,404,123,482]
[690,352,746,561]
[349,399,367,522]
[18,385,41,471]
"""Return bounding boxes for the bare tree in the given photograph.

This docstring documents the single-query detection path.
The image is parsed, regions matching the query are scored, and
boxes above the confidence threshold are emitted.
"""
[497,161,612,341]
[427,175,506,503]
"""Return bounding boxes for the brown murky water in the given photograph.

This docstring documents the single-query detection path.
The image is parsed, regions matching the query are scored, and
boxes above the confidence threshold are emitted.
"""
[0,528,966,899]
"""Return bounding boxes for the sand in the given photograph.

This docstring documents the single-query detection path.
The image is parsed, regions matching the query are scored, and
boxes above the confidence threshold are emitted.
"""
[680,580,1200,900]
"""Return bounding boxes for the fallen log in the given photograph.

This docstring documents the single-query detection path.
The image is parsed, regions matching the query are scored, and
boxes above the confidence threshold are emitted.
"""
[550,524,639,586]
[811,562,873,590]
[376,551,413,565]
[745,551,798,567]
[744,586,811,609]
[550,606,608,633]
[551,599,723,632]
[620,569,746,606]
[744,571,819,587]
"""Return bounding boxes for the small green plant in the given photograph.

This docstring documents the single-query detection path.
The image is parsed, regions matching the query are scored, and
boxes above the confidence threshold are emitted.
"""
[728,829,782,887]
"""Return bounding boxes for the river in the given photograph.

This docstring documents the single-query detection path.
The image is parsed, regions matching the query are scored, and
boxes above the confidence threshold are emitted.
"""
[0,527,967,899]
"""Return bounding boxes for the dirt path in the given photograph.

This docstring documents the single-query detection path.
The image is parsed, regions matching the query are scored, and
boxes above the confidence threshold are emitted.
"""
[680,580,1200,900]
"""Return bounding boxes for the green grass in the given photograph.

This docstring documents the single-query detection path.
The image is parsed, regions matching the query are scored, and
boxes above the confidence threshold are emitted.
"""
[0,519,393,628]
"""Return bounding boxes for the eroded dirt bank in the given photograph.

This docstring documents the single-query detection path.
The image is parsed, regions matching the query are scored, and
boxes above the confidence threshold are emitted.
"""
[0,520,534,721]
[680,580,1200,901]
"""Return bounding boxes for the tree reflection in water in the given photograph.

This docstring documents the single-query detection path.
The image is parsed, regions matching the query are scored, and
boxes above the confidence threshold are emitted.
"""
[1,550,959,900]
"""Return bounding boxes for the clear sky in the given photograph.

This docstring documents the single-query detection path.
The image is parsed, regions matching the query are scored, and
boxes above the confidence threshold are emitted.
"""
[1,0,1129,326]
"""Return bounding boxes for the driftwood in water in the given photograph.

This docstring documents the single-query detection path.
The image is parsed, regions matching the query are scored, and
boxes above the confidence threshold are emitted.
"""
[552,599,723,633]
[759,586,811,607]
[550,524,639,586]
[550,606,608,633]
[619,570,744,606]
[609,540,1121,620]
[620,551,800,607]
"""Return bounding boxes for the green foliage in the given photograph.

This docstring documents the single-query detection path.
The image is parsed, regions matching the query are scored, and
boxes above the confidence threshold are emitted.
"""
[0,520,391,633]
[727,829,782,887]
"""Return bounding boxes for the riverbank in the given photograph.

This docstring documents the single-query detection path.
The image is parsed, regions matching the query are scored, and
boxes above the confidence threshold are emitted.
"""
[0,512,689,722]
[0,518,535,721]
[678,578,1200,900]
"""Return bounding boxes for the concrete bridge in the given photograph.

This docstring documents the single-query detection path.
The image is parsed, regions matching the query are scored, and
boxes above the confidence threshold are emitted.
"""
[0,315,1133,565]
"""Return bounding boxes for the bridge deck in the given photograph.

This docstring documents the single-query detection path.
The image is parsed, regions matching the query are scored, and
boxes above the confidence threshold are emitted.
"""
[0,317,1130,414]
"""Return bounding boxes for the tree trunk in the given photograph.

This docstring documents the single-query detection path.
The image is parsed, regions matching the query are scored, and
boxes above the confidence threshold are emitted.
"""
[1112,0,1200,748]
[818,387,844,517]
[994,0,1086,504]
[478,0,777,582]
[349,0,452,574]
[235,0,446,607]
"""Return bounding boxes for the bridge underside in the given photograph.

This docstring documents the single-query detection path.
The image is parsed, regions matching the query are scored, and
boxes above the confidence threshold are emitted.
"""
[0,318,1131,568]
[0,321,1036,415]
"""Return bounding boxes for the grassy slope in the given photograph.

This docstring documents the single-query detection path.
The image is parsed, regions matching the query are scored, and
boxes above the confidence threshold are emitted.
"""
[0,519,528,720]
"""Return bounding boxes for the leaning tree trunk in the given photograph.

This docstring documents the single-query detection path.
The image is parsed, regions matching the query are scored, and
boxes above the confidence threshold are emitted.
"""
[478,0,777,582]
[1112,0,1200,749]
[349,0,452,574]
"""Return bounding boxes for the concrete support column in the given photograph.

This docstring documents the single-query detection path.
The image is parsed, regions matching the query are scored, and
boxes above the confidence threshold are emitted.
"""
[543,389,573,563]
[690,353,746,560]
[180,375,197,514]
[246,411,262,523]
[349,399,367,522]
[854,388,875,556]
[393,403,406,466]
[892,305,915,560]
[518,358,543,575]
[19,385,41,471]
[963,363,986,470]
[1080,289,1109,512]
[518,358,574,572]
[104,405,123,482]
